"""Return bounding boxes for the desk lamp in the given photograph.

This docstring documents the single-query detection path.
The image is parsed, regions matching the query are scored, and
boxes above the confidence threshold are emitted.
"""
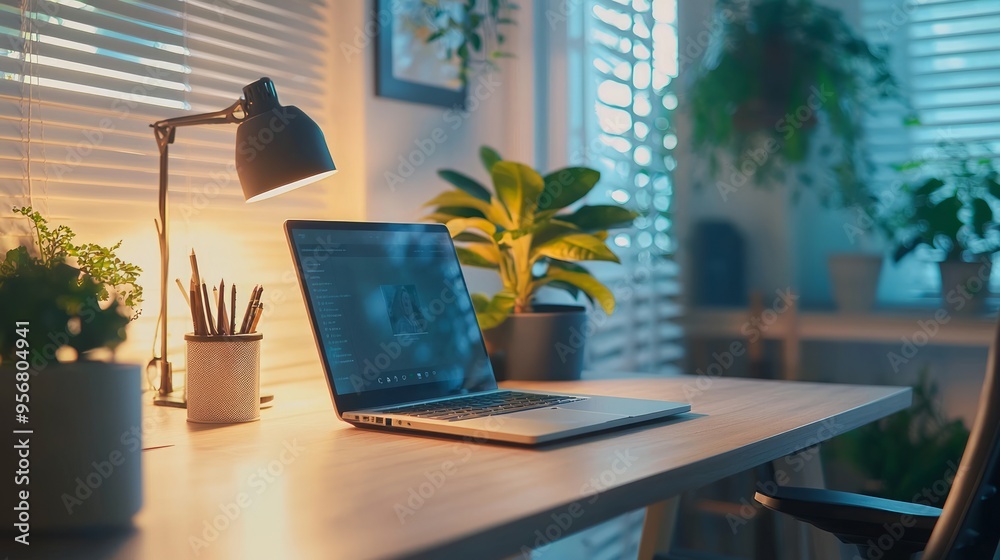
[148,77,336,406]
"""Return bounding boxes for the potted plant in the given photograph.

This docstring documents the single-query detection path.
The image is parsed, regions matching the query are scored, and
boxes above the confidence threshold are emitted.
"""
[689,0,896,201]
[887,143,1000,314]
[688,0,899,312]
[1,206,144,531]
[423,147,637,380]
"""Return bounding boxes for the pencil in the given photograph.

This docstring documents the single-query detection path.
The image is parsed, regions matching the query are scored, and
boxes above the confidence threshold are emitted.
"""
[175,278,191,308]
[240,284,260,334]
[202,282,216,335]
[188,278,200,335]
[217,280,228,335]
[190,276,206,335]
[190,250,208,335]
[230,284,237,335]
[249,302,264,333]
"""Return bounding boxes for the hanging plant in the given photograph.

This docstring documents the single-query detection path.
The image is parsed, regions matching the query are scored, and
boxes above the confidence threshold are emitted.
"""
[688,0,899,208]
[419,0,518,86]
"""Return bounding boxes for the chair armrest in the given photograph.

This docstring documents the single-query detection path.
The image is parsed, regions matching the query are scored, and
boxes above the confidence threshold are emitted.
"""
[755,487,942,548]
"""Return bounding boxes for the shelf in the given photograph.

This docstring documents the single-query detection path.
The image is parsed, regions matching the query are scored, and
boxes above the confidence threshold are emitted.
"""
[682,308,996,347]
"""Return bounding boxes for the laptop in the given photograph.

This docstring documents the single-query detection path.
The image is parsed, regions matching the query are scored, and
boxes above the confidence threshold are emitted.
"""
[285,220,690,445]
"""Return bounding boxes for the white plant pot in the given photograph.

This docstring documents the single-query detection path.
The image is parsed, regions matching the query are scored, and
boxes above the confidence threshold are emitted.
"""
[828,253,884,312]
[939,260,992,315]
[3,361,143,533]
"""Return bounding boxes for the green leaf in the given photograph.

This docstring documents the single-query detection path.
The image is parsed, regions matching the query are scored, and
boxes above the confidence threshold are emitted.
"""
[454,232,492,243]
[532,234,620,264]
[438,169,491,201]
[538,167,600,211]
[480,146,502,173]
[538,269,615,314]
[914,177,945,198]
[445,217,497,238]
[530,220,581,248]
[456,246,499,269]
[491,161,545,227]
[424,205,486,223]
[971,198,993,237]
[472,290,516,330]
[924,196,964,242]
[560,205,638,232]
[424,190,507,226]
[986,175,1000,200]
[544,280,582,300]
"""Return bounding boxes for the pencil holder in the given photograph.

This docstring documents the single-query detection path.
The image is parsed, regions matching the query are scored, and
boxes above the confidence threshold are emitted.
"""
[185,333,262,423]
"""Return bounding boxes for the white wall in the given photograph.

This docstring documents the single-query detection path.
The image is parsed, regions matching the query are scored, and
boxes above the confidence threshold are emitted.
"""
[329,0,541,294]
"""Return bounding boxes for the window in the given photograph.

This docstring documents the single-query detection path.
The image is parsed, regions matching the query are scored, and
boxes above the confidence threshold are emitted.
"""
[0,0,338,383]
[579,0,682,372]
[861,0,1000,301]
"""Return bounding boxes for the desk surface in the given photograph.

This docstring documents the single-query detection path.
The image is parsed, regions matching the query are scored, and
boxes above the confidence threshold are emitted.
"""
[32,375,910,560]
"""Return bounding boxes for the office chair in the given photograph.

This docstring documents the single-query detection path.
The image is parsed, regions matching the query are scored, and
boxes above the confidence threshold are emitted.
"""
[754,315,1000,560]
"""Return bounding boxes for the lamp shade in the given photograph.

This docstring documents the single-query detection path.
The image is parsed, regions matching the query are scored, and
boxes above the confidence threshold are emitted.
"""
[235,78,337,203]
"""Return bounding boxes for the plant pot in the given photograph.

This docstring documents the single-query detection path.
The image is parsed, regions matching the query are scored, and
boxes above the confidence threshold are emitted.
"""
[481,304,588,381]
[939,260,992,315]
[2,361,143,533]
[828,253,883,312]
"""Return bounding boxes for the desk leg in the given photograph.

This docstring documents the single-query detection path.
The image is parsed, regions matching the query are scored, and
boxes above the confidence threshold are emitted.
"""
[638,496,681,560]
[771,448,841,560]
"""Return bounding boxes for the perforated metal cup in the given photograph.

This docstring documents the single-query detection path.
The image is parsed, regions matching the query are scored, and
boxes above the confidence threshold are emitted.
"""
[185,333,262,423]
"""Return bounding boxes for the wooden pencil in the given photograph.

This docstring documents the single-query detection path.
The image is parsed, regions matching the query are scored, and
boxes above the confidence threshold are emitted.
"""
[230,284,237,335]
[188,277,200,335]
[202,282,216,335]
[217,280,228,335]
[249,303,264,333]
[240,284,260,334]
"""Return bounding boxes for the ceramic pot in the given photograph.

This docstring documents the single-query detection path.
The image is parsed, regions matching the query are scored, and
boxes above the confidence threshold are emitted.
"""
[481,304,588,381]
[2,361,143,533]
[828,253,883,312]
[939,260,992,315]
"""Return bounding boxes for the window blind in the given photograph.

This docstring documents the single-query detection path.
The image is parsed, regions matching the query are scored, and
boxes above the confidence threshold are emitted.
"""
[581,0,682,373]
[0,0,338,384]
[860,0,1000,300]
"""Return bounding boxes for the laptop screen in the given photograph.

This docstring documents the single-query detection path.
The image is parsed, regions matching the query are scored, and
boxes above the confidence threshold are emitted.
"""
[286,221,498,413]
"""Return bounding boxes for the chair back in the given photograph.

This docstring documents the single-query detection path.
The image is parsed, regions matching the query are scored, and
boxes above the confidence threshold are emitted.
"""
[924,314,1000,559]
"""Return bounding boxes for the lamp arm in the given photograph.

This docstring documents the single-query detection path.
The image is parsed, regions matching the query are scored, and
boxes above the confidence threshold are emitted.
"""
[147,97,244,398]
[151,99,245,131]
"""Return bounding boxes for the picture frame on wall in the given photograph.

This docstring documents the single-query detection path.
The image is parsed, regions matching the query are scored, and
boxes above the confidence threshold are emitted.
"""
[375,0,467,109]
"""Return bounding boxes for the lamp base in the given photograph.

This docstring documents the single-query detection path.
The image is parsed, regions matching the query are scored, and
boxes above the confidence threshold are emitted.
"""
[152,392,274,408]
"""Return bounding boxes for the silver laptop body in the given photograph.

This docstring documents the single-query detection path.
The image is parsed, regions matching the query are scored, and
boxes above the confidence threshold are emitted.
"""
[285,220,690,445]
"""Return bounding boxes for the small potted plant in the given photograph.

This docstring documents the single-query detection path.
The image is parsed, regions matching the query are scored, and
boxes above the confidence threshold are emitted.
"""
[424,147,637,380]
[0,206,144,531]
[688,0,896,200]
[888,143,1000,314]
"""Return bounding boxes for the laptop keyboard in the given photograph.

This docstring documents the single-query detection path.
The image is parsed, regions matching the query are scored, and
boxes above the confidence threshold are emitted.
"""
[378,391,584,422]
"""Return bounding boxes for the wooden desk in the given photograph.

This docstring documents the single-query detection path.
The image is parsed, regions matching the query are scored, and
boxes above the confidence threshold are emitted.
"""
[26,376,910,560]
